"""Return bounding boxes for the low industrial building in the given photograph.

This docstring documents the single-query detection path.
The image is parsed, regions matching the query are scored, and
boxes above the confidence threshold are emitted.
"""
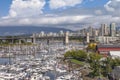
[96,44,120,56]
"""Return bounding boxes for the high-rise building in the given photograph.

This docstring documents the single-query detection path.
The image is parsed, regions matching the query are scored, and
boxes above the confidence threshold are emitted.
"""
[80,28,87,36]
[93,29,99,36]
[40,31,45,37]
[104,24,108,36]
[87,26,93,36]
[99,24,108,36]
[110,23,116,37]
[100,24,104,36]
[59,30,64,36]
[107,26,110,36]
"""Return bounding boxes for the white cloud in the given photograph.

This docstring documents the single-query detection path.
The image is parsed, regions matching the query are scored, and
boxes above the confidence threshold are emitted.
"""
[4,0,46,18]
[0,14,120,30]
[0,15,91,26]
[104,0,120,12]
[95,10,102,15]
[49,0,83,9]
[18,18,31,25]
[0,0,120,30]
[104,1,115,12]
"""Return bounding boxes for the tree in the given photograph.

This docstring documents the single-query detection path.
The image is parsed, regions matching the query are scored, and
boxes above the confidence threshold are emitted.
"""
[111,58,120,69]
[64,50,87,61]
[88,53,102,77]
[64,50,74,59]
[101,57,112,77]
[76,50,87,61]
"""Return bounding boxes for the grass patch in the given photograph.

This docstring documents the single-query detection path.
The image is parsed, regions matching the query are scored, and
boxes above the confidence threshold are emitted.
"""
[71,59,84,66]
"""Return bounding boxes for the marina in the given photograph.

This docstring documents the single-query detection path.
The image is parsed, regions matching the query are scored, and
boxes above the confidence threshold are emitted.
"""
[0,42,85,80]
[0,0,120,79]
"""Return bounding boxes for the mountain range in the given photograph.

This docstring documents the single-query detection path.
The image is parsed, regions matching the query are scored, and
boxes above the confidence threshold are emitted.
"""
[0,26,73,36]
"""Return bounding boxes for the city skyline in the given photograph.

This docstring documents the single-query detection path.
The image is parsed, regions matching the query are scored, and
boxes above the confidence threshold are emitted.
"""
[0,0,120,30]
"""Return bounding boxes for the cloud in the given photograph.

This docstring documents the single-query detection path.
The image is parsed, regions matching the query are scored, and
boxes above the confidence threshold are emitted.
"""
[94,10,102,15]
[0,15,92,26]
[1,13,120,30]
[1,0,120,30]
[104,0,120,13]
[49,0,83,9]
[4,0,46,18]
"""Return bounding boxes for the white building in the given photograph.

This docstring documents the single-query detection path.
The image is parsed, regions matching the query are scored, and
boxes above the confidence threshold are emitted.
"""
[38,31,45,37]
[109,51,120,59]
[96,36,119,43]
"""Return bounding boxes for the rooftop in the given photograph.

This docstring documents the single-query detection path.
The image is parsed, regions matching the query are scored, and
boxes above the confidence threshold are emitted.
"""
[97,44,120,48]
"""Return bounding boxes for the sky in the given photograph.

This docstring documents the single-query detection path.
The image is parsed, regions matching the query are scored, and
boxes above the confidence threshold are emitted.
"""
[0,0,120,30]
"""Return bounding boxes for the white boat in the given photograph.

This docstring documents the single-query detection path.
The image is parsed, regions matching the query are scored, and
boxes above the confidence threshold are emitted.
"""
[56,68,67,73]
[43,76,50,80]
[39,50,48,53]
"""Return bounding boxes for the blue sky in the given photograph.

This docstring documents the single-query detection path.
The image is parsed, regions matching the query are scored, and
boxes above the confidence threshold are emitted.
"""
[0,0,108,15]
[0,0,12,17]
[82,0,108,7]
[0,0,119,30]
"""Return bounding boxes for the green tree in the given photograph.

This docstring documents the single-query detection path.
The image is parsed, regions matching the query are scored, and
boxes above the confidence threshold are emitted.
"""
[76,50,87,61]
[88,53,102,77]
[64,50,73,58]
[101,57,112,77]
[111,58,120,69]
[64,50,87,61]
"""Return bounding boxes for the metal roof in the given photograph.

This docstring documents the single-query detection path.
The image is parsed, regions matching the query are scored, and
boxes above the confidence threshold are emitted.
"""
[97,44,120,48]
